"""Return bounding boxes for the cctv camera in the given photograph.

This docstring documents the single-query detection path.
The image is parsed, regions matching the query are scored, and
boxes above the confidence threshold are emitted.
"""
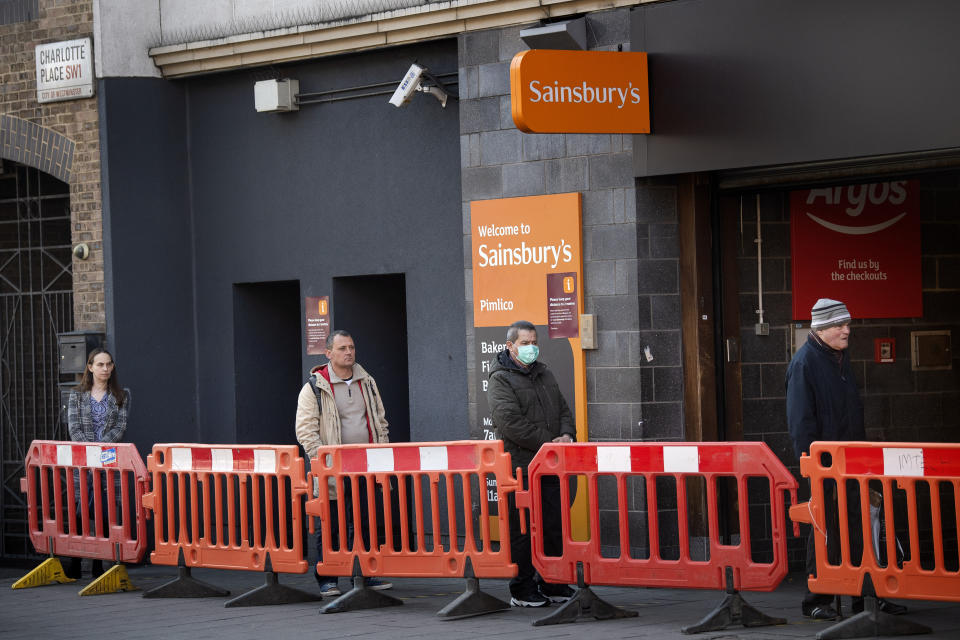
[72,243,89,260]
[389,63,425,107]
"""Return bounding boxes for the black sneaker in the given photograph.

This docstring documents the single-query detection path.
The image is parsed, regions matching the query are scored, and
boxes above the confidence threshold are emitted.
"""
[878,599,908,615]
[802,603,838,620]
[510,589,550,608]
[539,583,575,603]
[852,597,907,615]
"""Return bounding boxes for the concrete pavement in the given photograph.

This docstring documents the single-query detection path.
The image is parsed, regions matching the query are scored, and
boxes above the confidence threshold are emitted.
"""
[2,563,958,639]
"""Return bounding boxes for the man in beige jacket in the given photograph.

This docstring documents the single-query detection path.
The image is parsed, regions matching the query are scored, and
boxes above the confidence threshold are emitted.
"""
[295,329,391,596]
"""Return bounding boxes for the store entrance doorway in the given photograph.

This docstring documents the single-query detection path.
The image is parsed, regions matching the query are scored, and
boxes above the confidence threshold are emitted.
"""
[233,280,302,444]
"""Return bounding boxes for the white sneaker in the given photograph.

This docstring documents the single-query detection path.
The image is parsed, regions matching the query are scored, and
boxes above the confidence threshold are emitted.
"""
[510,591,550,607]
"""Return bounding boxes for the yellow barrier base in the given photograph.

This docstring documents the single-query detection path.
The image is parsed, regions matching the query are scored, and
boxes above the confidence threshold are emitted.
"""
[79,564,138,596]
[11,557,76,589]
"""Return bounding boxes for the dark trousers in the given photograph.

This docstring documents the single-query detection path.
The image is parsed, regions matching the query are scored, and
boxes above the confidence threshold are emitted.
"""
[508,473,565,595]
[315,478,371,582]
[803,478,863,605]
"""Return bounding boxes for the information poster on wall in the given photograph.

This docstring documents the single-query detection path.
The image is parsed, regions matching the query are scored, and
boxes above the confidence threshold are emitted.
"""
[791,180,921,320]
[470,193,587,538]
[305,296,330,355]
[547,272,579,338]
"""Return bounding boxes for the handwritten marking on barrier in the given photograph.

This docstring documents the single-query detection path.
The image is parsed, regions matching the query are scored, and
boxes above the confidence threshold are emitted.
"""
[883,447,924,477]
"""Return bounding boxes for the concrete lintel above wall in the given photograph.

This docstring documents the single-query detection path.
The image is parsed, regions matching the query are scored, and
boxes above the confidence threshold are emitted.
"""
[149,0,641,78]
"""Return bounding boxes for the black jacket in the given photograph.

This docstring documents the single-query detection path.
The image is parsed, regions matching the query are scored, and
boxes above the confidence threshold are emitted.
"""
[487,349,575,470]
[786,333,865,459]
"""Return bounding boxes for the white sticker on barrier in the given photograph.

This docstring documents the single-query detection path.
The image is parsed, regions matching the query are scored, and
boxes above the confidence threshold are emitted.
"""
[212,449,233,472]
[597,446,631,472]
[171,447,192,471]
[57,444,72,466]
[254,449,276,473]
[883,447,924,477]
[663,446,699,473]
[367,448,395,472]
[86,445,102,468]
[420,446,448,471]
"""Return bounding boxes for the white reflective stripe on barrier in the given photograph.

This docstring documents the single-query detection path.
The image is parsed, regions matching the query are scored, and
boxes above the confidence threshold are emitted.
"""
[664,446,699,473]
[597,446,631,472]
[340,444,478,473]
[168,447,278,473]
[419,446,448,471]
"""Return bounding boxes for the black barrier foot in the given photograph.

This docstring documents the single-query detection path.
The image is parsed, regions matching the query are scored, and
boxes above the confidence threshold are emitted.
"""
[142,549,230,599]
[681,567,785,634]
[436,557,510,620]
[224,556,322,607]
[815,597,931,640]
[320,557,402,614]
[532,563,638,627]
[680,591,786,634]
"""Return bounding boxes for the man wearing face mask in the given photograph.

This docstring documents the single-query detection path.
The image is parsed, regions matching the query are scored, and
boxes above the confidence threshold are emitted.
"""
[488,320,576,607]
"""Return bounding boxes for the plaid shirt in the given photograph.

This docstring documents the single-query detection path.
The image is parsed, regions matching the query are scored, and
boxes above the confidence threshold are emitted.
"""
[67,389,130,443]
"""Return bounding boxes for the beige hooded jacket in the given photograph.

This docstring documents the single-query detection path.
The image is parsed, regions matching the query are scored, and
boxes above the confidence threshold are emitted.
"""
[295,362,389,498]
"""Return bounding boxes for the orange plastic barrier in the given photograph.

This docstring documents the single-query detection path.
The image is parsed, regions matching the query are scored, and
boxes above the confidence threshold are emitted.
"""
[306,440,518,581]
[790,441,960,602]
[518,442,798,590]
[19,440,148,563]
[516,442,799,629]
[142,444,309,574]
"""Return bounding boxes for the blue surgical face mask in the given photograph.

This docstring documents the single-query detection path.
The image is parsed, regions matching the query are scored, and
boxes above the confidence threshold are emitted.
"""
[516,344,539,365]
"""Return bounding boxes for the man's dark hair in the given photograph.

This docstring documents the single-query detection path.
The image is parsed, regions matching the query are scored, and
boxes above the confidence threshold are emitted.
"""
[326,329,353,350]
[506,320,536,343]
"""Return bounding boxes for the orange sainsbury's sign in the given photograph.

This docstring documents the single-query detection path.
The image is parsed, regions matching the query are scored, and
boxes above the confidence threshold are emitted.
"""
[510,50,649,134]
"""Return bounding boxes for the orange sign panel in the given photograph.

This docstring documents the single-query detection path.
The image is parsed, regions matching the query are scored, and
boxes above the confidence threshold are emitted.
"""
[471,193,582,327]
[510,50,650,134]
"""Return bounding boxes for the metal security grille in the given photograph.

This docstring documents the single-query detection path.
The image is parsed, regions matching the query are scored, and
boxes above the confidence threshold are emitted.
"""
[0,0,38,26]
[0,161,73,559]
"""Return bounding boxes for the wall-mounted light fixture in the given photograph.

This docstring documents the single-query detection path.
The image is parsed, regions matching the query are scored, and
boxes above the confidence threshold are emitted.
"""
[519,17,587,50]
[254,78,299,113]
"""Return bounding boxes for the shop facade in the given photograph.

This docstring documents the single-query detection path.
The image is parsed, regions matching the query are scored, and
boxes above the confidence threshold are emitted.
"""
[2,0,957,564]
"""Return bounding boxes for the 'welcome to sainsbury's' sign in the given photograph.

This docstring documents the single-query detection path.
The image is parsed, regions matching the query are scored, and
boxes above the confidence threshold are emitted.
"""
[510,50,649,134]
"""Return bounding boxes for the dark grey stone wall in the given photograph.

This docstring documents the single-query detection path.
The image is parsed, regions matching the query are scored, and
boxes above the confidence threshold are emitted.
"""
[459,9,654,445]
[635,178,684,440]
[736,174,960,568]
[459,9,686,559]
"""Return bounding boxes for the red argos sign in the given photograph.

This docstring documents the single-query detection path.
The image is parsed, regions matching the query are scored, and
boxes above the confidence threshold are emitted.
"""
[791,180,921,320]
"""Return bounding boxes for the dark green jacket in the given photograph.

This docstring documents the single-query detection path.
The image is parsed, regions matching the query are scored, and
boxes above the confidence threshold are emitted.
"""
[487,349,575,470]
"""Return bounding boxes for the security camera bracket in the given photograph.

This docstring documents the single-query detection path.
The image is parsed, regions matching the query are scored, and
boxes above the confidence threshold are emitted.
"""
[416,69,456,108]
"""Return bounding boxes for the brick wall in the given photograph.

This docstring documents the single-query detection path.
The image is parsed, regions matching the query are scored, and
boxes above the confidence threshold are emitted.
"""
[0,0,103,331]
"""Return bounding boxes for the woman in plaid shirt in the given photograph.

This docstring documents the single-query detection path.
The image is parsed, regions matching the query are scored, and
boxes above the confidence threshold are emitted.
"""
[65,348,130,579]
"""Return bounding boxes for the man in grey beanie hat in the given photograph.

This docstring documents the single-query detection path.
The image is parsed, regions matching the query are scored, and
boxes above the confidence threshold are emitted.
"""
[786,298,906,619]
